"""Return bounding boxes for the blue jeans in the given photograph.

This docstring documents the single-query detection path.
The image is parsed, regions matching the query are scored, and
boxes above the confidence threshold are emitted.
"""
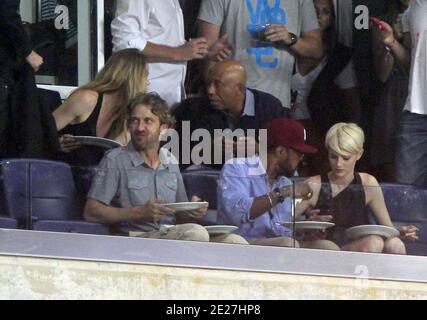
[395,111,427,188]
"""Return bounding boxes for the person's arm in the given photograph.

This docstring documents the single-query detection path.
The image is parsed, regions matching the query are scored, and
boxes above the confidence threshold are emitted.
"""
[84,156,175,225]
[294,177,322,218]
[265,26,324,60]
[291,29,324,59]
[111,0,208,62]
[218,163,261,226]
[53,89,98,131]
[84,198,142,225]
[374,19,411,73]
[295,0,324,59]
[363,174,418,240]
[84,198,173,225]
[197,20,222,78]
[53,89,100,153]
[372,27,395,83]
[389,31,412,73]
[251,181,314,219]
[142,39,209,63]
[363,174,394,227]
[0,0,43,70]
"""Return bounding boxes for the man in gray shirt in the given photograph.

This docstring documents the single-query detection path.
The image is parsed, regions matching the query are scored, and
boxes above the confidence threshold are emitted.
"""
[85,93,248,244]
[198,0,323,108]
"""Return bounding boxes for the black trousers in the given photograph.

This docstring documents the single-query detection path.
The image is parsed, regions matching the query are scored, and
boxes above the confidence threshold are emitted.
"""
[0,74,13,159]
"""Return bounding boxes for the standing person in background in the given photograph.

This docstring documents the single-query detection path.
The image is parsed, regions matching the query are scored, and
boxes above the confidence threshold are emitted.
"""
[0,0,46,159]
[374,0,427,188]
[370,0,410,182]
[111,0,209,108]
[197,0,323,109]
[291,0,363,176]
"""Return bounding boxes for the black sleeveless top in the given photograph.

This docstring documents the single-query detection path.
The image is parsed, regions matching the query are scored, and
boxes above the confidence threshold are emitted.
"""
[57,93,106,167]
[317,173,369,245]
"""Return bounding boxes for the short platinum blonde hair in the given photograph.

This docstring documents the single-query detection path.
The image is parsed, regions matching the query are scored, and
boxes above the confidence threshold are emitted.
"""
[325,123,365,155]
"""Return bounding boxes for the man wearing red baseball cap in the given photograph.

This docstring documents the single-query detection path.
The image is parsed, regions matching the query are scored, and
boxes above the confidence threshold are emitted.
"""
[264,118,319,177]
[217,118,339,250]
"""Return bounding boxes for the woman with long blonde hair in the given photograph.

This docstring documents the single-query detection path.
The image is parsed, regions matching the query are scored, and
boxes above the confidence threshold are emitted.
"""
[54,48,148,166]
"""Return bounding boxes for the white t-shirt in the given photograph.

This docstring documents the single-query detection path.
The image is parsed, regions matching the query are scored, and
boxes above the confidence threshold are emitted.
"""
[402,0,427,115]
[291,59,358,120]
[111,0,186,108]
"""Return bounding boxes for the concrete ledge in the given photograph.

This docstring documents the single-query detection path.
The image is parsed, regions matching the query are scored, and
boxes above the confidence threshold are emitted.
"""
[1,255,427,300]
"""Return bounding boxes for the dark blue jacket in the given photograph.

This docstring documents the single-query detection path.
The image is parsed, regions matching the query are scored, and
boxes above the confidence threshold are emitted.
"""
[173,88,289,168]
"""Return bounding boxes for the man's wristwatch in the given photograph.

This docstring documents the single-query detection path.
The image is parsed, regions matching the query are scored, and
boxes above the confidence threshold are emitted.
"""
[287,32,298,46]
[273,188,285,203]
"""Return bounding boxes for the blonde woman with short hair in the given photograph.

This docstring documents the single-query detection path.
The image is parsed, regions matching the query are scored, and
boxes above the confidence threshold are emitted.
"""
[296,123,418,254]
[54,48,149,166]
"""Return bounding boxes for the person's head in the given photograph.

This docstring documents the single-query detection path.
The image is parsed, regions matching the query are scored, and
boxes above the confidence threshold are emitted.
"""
[127,93,175,152]
[314,0,337,54]
[79,48,149,140]
[325,123,365,178]
[398,0,411,11]
[206,60,247,113]
[383,0,411,25]
[89,48,148,98]
[264,119,318,177]
[314,0,335,32]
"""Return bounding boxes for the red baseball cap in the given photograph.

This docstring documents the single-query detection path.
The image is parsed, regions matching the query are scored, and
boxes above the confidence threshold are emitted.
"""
[263,119,318,154]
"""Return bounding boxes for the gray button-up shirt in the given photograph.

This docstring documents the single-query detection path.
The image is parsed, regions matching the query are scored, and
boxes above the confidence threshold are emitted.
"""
[88,143,188,233]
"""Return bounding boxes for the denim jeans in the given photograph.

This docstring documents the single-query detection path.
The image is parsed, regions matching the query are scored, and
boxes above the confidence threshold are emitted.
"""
[395,111,427,188]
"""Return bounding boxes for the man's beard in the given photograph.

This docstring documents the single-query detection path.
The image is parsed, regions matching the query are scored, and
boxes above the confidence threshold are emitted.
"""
[278,159,295,177]
[132,134,159,152]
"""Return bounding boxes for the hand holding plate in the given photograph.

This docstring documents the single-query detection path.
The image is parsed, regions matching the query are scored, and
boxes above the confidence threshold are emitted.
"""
[59,134,81,153]
[187,196,209,219]
[138,199,175,222]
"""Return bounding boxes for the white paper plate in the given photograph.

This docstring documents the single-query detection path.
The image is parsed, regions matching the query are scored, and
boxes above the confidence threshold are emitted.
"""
[162,202,209,212]
[205,225,238,235]
[345,225,400,240]
[276,221,335,230]
[73,136,123,149]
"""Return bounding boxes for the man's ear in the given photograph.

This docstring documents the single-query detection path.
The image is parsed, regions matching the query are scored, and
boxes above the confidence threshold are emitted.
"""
[275,146,287,158]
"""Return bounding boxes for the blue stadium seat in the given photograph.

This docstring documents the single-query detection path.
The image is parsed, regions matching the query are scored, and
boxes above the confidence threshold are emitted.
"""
[0,159,110,235]
[380,183,427,256]
[0,216,18,229]
[0,160,31,229]
[182,172,221,225]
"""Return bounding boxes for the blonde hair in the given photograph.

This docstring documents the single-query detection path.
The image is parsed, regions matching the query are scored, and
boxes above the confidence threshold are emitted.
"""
[325,123,365,155]
[72,48,148,141]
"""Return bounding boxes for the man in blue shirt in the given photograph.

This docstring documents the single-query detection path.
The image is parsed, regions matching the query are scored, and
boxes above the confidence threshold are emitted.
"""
[218,119,339,250]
